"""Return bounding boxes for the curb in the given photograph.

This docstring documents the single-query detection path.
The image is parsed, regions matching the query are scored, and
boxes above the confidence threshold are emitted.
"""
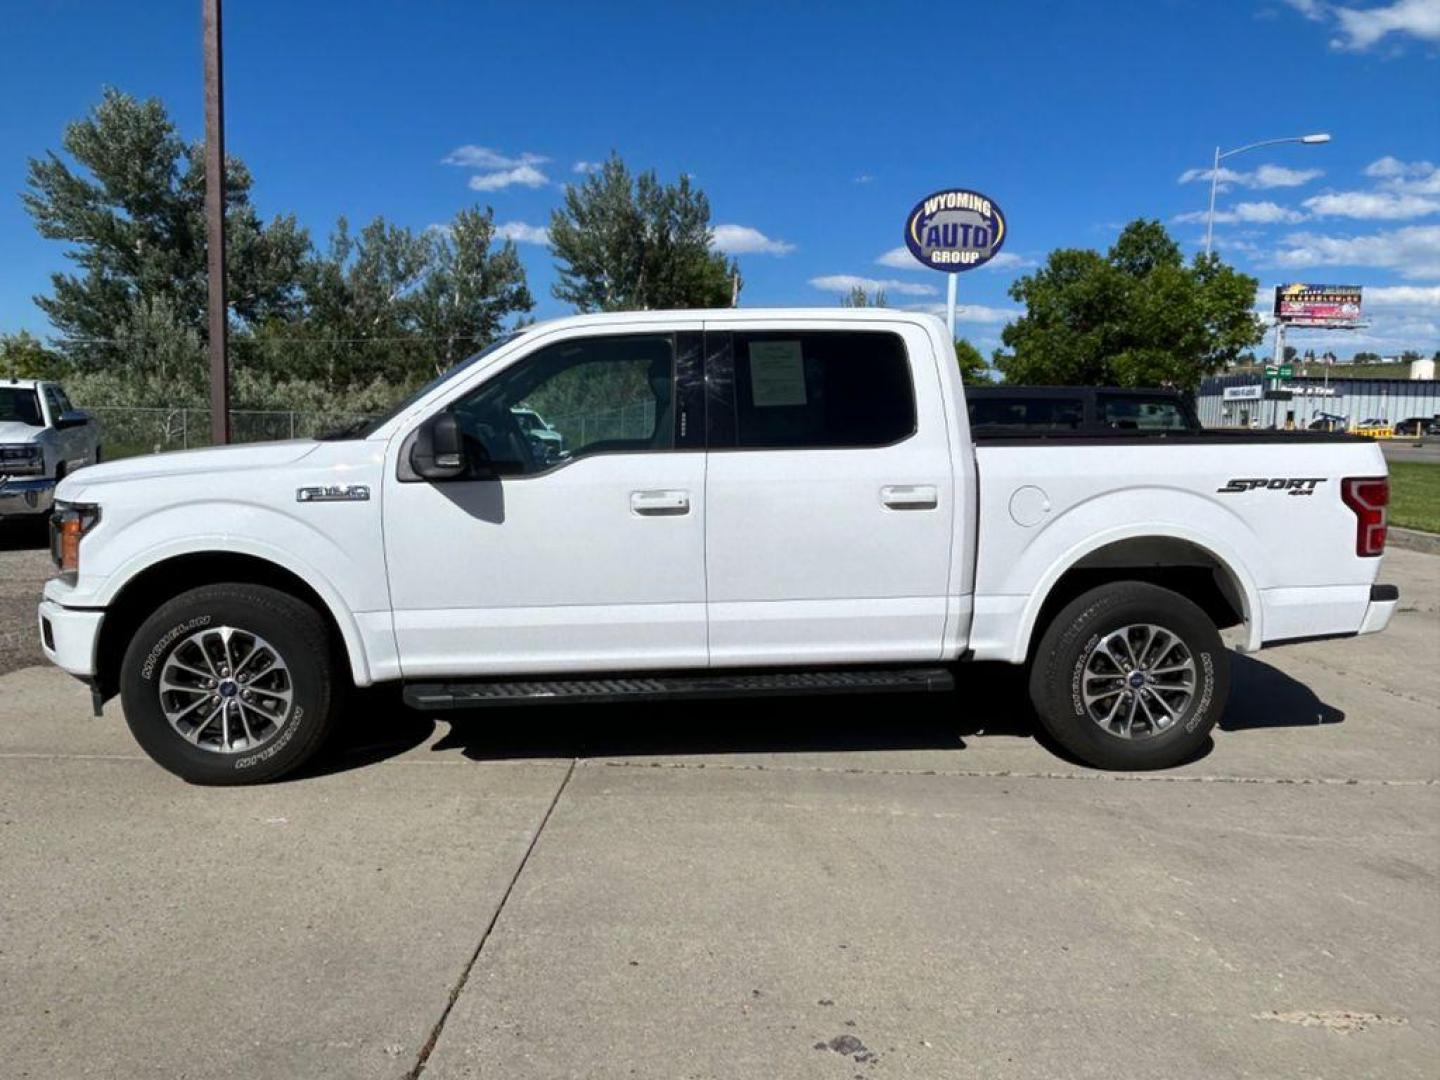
[1390,527,1440,556]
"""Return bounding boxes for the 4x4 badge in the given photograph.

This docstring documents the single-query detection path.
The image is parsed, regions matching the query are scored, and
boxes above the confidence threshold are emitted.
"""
[1216,478,1325,496]
[296,485,370,503]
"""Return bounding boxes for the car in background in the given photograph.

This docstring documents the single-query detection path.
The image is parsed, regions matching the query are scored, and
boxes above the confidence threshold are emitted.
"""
[1354,417,1396,438]
[510,406,565,463]
[966,386,1201,436]
[1394,416,1440,437]
[0,378,100,521]
[1308,413,1349,433]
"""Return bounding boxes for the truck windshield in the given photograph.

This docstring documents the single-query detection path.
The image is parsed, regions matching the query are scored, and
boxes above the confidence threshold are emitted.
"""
[0,387,44,427]
[320,333,523,440]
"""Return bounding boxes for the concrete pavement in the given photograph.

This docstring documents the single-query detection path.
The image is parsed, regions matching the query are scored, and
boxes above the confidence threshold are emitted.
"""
[1,548,1436,1078]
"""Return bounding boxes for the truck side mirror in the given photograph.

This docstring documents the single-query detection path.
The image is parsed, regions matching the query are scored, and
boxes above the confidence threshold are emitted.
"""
[410,411,470,480]
[55,410,91,430]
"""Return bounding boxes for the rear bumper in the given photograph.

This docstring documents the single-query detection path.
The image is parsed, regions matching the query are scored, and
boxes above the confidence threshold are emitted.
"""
[1358,583,1398,636]
[1261,583,1398,648]
[38,599,104,679]
[0,476,56,518]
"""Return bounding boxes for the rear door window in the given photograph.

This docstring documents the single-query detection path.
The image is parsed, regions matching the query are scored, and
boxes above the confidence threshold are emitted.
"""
[720,331,915,449]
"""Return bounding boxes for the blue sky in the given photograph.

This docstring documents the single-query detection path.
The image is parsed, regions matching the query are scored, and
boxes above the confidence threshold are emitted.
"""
[2,0,1437,359]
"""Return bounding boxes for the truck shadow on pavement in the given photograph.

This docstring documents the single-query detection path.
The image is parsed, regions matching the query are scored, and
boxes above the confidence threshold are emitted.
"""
[306,653,1342,778]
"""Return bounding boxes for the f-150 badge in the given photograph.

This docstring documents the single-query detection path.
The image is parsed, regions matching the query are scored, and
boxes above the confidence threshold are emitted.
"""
[296,485,371,503]
[1216,477,1325,496]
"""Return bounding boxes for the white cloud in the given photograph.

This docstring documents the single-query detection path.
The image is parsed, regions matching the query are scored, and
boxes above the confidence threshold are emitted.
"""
[1365,156,1436,179]
[1375,160,1440,197]
[1363,284,1440,308]
[443,145,552,191]
[1281,0,1440,50]
[495,221,550,245]
[809,274,937,297]
[1302,190,1440,220]
[1176,200,1308,225]
[853,174,874,184]
[572,160,603,174]
[903,302,1023,326]
[443,145,548,169]
[709,224,795,256]
[1178,164,1323,190]
[875,246,1035,272]
[1331,0,1440,49]
[1271,223,1440,279]
[468,164,550,191]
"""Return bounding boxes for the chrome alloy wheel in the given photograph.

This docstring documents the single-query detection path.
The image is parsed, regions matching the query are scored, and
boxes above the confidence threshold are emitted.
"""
[158,626,294,754]
[1080,623,1196,739]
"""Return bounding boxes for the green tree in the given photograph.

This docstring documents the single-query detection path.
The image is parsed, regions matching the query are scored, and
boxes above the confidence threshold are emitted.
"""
[23,89,308,373]
[954,338,989,384]
[994,219,1262,391]
[840,285,887,307]
[0,330,64,379]
[548,154,738,311]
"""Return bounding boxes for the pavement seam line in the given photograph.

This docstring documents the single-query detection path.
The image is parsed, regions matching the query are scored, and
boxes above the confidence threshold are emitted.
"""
[406,756,577,1080]
[586,759,1438,786]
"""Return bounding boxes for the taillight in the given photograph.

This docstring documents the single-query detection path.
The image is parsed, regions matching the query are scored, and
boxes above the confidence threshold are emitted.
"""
[1341,477,1388,557]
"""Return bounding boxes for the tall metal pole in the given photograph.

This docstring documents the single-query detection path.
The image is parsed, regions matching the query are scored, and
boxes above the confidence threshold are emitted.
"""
[203,0,230,445]
[945,273,957,345]
[1203,145,1220,257]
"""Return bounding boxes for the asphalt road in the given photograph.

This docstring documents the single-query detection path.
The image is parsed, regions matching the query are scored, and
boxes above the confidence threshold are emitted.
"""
[1,545,1436,1079]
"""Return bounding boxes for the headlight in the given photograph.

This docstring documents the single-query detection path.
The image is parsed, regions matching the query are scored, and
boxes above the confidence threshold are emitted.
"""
[50,501,101,581]
[0,444,43,475]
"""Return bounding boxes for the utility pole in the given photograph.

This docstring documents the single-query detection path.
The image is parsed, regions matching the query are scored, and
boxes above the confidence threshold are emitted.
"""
[203,0,230,444]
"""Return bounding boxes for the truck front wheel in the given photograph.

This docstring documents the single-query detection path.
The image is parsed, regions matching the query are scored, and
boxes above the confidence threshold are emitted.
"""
[1028,582,1230,770]
[119,583,340,784]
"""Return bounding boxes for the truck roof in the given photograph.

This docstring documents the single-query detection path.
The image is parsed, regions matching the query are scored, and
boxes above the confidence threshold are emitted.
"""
[515,307,948,335]
[0,378,45,390]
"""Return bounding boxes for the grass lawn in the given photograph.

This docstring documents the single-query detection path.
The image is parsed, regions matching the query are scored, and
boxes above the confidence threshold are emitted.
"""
[1389,461,1440,534]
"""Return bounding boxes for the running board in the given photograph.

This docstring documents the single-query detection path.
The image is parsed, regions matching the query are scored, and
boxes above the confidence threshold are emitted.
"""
[403,667,955,711]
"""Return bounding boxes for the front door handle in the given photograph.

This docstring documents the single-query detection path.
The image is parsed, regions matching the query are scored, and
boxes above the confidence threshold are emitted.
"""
[631,489,690,516]
[881,484,938,510]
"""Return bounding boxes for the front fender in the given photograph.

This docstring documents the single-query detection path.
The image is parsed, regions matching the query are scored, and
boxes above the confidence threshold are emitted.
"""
[59,500,390,686]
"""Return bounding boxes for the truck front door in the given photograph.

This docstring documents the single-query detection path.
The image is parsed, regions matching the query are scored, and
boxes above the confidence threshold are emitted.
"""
[382,327,708,677]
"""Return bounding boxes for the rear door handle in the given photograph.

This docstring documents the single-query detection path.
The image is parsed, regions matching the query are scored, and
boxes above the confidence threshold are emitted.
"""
[881,484,938,510]
[631,489,690,516]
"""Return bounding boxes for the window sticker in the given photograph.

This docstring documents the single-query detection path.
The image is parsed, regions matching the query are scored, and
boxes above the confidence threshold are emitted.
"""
[748,341,807,407]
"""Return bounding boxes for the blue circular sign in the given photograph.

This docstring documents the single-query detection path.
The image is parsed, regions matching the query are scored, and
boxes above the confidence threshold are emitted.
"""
[904,188,1007,273]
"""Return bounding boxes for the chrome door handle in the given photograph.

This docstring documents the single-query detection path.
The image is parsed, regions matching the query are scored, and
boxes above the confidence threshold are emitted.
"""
[631,489,690,516]
[881,484,938,510]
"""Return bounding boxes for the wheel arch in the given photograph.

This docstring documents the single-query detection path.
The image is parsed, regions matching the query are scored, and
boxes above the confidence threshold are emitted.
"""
[1015,528,1262,664]
[93,549,372,701]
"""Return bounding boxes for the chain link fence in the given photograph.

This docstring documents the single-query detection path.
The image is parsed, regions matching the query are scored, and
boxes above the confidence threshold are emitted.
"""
[82,407,376,459]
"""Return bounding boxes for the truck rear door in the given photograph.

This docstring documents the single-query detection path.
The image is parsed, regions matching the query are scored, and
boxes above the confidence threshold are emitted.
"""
[701,321,956,664]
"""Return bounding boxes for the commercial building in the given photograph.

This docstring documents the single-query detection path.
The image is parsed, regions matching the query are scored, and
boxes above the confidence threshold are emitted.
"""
[1196,372,1440,430]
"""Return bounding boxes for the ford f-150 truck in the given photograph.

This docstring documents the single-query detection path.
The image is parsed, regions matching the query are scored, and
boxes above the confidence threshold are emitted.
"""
[1,378,99,521]
[38,310,1398,784]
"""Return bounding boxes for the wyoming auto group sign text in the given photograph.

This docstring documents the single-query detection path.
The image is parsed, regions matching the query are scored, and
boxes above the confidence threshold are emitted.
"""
[904,188,1007,270]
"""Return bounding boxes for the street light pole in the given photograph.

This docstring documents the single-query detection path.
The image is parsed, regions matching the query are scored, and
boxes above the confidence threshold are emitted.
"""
[203,0,230,445]
[1201,132,1330,257]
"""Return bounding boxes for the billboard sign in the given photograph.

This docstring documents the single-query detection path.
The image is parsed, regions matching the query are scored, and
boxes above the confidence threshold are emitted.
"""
[903,189,1007,272]
[1222,384,1263,401]
[1274,283,1362,327]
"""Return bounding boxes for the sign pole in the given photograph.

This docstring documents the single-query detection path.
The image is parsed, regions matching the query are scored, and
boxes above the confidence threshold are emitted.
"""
[945,273,957,344]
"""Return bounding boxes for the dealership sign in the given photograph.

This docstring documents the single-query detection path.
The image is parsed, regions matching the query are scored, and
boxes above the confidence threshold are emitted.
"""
[904,189,1006,271]
[1274,283,1363,327]
[1222,385,1263,401]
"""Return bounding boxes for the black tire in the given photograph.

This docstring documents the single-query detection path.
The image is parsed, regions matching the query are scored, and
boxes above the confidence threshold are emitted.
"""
[1027,581,1230,770]
[119,583,340,784]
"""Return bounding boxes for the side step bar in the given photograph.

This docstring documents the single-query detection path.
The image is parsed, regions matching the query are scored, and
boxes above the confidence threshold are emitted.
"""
[403,667,955,711]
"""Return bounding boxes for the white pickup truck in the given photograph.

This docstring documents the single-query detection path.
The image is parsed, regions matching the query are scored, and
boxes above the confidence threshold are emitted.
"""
[1,378,100,521]
[38,310,1398,784]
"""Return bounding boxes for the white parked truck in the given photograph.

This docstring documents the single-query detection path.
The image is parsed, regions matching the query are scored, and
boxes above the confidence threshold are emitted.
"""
[1,378,99,521]
[38,310,1398,783]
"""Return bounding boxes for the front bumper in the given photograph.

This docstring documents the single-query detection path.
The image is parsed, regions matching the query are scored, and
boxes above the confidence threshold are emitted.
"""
[0,476,56,518]
[38,599,104,679]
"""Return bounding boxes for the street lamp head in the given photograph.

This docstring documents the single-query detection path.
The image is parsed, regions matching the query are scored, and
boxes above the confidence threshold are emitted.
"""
[1301,133,1332,144]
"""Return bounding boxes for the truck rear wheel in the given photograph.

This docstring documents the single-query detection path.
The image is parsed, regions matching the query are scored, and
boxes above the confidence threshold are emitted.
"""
[119,583,340,784]
[1028,582,1230,770]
